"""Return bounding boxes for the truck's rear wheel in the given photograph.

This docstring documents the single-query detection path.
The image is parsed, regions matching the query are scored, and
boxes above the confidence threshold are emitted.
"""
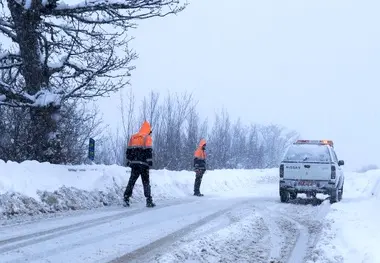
[330,187,339,204]
[338,184,344,201]
[280,189,290,203]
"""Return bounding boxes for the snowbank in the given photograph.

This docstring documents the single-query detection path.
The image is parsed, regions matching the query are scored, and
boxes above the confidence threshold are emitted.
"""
[309,170,380,263]
[0,160,278,219]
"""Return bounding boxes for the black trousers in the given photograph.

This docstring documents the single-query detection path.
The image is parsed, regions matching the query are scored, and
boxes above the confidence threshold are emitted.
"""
[124,166,152,200]
[194,169,205,194]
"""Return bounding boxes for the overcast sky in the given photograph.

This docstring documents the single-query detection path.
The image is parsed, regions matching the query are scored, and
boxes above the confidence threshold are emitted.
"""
[98,0,380,170]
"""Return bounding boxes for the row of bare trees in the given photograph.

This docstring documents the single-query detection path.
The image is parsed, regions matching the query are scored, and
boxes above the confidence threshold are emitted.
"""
[0,0,297,168]
[0,88,299,169]
[96,91,299,170]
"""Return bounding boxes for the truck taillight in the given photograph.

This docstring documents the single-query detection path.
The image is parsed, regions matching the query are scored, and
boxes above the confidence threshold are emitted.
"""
[280,164,284,178]
[331,165,336,179]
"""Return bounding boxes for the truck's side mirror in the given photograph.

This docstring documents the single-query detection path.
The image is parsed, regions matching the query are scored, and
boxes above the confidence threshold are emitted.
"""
[338,160,344,166]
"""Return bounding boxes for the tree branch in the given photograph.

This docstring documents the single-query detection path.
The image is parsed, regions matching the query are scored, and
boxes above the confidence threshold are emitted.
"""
[49,0,187,17]
[0,81,34,106]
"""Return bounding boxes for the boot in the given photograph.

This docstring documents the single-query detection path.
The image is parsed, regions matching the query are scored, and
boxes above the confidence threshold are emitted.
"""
[194,192,204,197]
[123,196,130,207]
[146,197,156,208]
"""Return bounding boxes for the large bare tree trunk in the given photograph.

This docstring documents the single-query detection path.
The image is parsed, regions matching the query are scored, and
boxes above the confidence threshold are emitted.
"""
[8,0,46,93]
[8,1,61,163]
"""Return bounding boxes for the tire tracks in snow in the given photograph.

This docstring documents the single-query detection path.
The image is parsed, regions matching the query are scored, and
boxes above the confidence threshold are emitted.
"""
[119,199,330,263]
[254,199,331,263]
[0,198,197,254]
[0,196,333,263]
[3,198,254,263]
[114,198,331,263]
[282,202,330,263]
[257,209,290,262]
[108,199,254,263]
[282,216,310,263]
[120,200,288,263]
[371,177,380,197]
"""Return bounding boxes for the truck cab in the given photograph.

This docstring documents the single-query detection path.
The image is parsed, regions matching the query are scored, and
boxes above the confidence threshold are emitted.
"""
[279,140,345,204]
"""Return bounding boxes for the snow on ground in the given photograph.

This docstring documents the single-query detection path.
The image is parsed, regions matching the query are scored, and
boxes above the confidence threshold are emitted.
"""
[149,204,270,263]
[0,159,277,219]
[3,160,380,263]
[309,169,380,263]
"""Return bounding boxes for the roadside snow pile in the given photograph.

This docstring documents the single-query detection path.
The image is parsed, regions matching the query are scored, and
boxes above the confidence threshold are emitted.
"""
[0,160,278,219]
[309,170,380,263]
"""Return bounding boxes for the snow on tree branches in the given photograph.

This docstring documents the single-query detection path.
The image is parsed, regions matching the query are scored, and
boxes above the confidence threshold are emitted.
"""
[0,0,187,163]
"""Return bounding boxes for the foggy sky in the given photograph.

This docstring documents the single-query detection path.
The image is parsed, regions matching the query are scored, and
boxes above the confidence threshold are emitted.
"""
[99,0,380,170]
[2,0,378,170]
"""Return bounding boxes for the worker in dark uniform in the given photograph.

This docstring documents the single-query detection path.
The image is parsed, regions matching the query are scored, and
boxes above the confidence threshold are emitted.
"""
[194,139,206,196]
[124,121,155,207]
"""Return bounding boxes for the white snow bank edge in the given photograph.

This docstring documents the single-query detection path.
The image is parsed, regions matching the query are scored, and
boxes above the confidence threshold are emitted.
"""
[0,160,278,219]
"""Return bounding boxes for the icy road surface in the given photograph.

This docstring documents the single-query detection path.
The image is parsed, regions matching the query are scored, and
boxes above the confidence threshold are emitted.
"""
[0,194,330,263]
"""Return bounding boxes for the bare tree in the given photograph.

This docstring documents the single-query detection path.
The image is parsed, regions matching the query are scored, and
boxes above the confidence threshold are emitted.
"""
[120,89,137,140]
[0,106,30,161]
[58,101,104,164]
[229,118,247,169]
[93,135,114,165]
[178,99,201,169]
[0,100,104,164]
[140,91,160,129]
[246,124,264,169]
[261,124,299,168]
[207,109,232,169]
[118,89,139,166]
[0,0,187,163]
[95,130,121,165]
[135,91,197,170]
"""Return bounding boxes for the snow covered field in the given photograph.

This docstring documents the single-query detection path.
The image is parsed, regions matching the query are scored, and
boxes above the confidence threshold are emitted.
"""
[0,160,380,262]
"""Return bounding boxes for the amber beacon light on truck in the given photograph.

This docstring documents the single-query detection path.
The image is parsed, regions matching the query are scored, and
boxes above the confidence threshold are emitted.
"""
[294,139,334,148]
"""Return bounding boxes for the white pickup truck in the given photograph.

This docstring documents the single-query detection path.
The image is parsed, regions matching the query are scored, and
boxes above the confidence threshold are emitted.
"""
[279,140,345,204]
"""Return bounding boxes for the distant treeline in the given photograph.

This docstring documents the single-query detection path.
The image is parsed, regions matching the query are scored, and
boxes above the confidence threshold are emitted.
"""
[96,91,299,170]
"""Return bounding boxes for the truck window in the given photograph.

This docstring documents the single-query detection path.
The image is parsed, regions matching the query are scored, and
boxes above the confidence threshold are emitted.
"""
[331,150,339,163]
[283,144,331,163]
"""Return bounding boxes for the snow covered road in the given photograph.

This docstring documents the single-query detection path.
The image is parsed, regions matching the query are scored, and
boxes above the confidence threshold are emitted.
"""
[2,162,380,263]
[0,194,330,263]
